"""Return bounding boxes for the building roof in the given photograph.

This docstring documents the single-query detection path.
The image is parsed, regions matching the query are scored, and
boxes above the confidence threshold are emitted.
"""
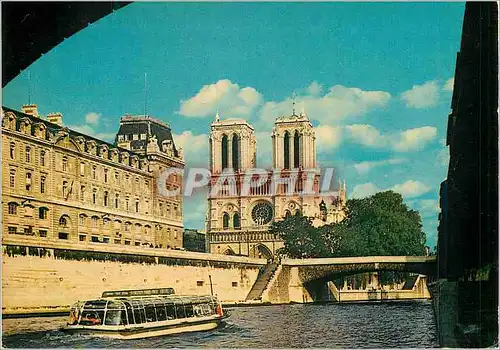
[2,106,148,162]
[116,115,178,157]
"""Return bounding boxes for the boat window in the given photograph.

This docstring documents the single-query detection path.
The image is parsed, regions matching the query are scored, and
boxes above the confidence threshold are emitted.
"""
[84,300,108,309]
[176,304,186,319]
[185,303,194,318]
[166,304,176,320]
[79,310,104,326]
[133,306,145,324]
[156,304,167,321]
[124,302,135,324]
[106,301,125,310]
[202,303,212,316]
[145,305,157,322]
[193,304,204,317]
[104,310,123,326]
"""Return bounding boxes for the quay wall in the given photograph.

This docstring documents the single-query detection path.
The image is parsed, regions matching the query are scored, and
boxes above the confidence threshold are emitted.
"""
[2,241,266,315]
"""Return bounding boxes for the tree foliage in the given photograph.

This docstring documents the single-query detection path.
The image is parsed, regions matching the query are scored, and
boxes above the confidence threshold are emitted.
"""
[270,191,426,258]
[270,212,343,258]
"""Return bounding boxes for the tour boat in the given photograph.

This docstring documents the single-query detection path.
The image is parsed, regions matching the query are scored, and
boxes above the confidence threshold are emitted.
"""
[64,287,227,339]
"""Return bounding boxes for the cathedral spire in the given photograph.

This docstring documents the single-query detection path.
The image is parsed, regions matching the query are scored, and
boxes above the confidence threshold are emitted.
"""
[292,91,297,116]
[215,109,220,122]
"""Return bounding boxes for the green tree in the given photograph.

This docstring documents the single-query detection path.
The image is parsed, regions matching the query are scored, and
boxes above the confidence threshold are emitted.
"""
[271,190,426,258]
[340,191,426,256]
[270,212,344,258]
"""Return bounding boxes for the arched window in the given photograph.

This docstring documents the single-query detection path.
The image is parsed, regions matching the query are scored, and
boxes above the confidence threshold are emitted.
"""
[8,202,18,215]
[294,130,300,168]
[103,191,108,206]
[115,193,119,208]
[91,216,99,227]
[59,216,68,227]
[284,210,291,218]
[39,207,49,219]
[232,134,239,171]
[222,212,229,229]
[221,135,228,170]
[79,214,87,226]
[62,157,68,172]
[284,131,290,169]
[233,213,240,229]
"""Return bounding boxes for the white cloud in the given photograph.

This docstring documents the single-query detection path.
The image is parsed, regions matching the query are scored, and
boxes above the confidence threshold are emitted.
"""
[315,125,343,152]
[401,81,440,108]
[259,84,391,124]
[345,124,386,147]
[391,180,431,198]
[306,81,323,96]
[67,123,115,142]
[419,199,440,217]
[392,126,437,152]
[443,77,454,92]
[345,124,437,152]
[350,180,431,200]
[351,182,380,199]
[85,112,101,125]
[354,158,406,175]
[255,131,273,167]
[179,79,262,118]
[173,131,209,166]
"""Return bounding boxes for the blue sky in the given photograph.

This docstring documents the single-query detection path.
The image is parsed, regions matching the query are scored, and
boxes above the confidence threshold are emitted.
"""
[3,2,465,248]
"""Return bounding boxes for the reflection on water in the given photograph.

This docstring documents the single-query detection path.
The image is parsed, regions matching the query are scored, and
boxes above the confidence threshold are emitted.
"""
[2,301,438,348]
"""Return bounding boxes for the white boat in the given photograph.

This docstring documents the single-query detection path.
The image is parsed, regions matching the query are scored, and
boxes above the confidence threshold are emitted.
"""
[64,287,227,339]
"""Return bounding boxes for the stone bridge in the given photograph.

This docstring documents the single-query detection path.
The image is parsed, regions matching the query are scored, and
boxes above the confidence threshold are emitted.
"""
[262,256,436,303]
[284,256,437,284]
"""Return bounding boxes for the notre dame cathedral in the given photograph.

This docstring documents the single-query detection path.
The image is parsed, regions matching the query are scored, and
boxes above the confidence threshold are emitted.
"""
[206,110,347,259]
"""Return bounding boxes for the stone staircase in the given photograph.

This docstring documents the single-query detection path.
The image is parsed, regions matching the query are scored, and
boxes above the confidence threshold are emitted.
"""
[245,262,279,301]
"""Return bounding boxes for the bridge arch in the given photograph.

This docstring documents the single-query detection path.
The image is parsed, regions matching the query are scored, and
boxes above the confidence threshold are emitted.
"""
[249,244,273,260]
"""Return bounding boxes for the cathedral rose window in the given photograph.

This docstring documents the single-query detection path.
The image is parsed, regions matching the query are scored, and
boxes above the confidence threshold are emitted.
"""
[251,202,273,225]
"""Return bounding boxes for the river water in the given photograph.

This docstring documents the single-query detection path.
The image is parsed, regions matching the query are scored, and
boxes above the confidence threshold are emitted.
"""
[2,301,438,348]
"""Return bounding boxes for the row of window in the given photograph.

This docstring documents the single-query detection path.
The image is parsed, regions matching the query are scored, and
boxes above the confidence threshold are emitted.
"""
[8,142,157,189]
[6,204,178,238]
[5,227,167,247]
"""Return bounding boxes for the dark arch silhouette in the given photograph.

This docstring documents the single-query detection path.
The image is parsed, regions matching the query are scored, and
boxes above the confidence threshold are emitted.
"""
[2,2,131,87]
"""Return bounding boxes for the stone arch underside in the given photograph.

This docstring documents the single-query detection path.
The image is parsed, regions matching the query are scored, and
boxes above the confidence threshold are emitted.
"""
[295,262,437,284]
[249,243,273,259]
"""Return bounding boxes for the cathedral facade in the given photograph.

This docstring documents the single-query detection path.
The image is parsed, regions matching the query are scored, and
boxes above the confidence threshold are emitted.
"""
[206,111,347,259]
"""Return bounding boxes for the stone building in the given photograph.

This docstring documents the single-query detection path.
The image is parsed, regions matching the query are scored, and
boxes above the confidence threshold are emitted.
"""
[206,110,347,259]
[182,229,207,253]
[2,104,184,250]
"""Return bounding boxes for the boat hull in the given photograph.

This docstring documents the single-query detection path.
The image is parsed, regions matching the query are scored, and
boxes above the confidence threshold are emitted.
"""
[64,317,224,340]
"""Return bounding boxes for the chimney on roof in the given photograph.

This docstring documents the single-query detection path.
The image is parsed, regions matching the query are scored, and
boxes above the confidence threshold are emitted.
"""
[21,104,39,117]
[47,112,63,126]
